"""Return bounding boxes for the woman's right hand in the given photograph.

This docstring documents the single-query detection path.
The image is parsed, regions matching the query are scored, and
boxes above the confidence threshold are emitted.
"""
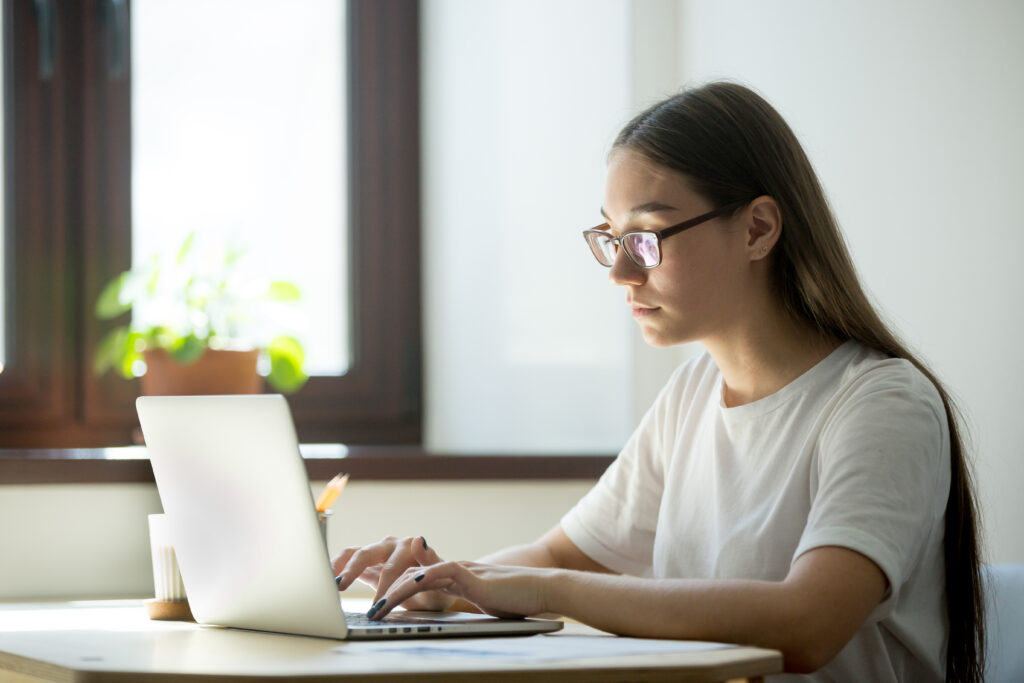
[331,535,456,612]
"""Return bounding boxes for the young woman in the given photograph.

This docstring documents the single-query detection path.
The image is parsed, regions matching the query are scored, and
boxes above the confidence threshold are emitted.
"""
[332,82,985,682]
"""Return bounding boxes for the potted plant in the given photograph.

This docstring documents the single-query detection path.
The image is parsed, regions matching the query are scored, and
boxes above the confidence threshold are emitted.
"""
[93,232,308,395]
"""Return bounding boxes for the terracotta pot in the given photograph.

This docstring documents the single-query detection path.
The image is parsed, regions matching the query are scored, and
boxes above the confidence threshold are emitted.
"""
[141,348,262,396]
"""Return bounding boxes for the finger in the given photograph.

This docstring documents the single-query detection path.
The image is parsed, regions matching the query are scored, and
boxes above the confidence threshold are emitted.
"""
[373,563,469,619]
[383,565,457,612]
[331,546,360,581]
[410,535,444,566]
[370,536,442,601]
[334,537,399,591]
[372,577,457,620]
[372,540,421,603]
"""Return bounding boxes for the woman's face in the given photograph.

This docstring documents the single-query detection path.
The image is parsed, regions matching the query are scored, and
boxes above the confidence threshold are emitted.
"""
[601,150,754,347]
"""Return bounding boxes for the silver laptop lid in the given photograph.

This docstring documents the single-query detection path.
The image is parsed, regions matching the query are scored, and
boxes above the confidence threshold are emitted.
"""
[137,394,349,640]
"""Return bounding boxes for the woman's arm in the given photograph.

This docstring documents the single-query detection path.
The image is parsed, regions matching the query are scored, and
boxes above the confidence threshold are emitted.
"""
[439,525,614,613]
[552,545,885,672]
[332,524,613,611]
[375,544,886,674]
[480,524,615,573]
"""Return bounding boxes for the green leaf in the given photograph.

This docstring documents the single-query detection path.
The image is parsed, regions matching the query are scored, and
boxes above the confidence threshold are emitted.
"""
[225,243,245,266]
[266,336,308,393]
[93,326,142,379]
[176,231,197,265]
[265,281,301,301]
[95,272,132,319]
[94,326,128,376]
[169,334,207,364]
[145,258,161,296]
[121,332,145,378]
[144,326,172,348]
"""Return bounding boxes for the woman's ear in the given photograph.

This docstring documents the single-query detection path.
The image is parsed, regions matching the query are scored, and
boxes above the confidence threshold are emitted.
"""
[745,196,782,261]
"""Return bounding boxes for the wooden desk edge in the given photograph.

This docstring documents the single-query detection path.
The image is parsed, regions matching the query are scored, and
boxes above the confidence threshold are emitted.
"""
[0,601,783,683]
[0,645,783,683]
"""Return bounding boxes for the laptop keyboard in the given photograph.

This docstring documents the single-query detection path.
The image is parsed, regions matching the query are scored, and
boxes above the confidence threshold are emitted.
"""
[344,611,437,629]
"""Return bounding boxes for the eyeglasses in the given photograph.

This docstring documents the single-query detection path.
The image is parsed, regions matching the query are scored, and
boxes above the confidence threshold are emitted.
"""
[582,200,748,268]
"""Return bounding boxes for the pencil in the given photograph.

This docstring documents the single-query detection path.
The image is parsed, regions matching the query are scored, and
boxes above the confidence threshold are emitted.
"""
[315,473,349,512]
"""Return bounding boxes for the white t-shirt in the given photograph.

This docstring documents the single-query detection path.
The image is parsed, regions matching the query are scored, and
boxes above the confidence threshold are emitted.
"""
[561,341,950,682]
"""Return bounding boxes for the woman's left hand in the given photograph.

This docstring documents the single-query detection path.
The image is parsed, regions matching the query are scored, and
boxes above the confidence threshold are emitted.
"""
[369,561,558,620]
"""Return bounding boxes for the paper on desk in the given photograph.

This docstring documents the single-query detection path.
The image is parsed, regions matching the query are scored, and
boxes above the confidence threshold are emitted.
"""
[352,635,733,661]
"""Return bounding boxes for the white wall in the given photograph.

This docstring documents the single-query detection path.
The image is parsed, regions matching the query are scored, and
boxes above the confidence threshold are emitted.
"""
[0,484,161,600]
[0,480,592,601]
[421,0,631,454]
[675,0,1024,562]
[421,0,700,453]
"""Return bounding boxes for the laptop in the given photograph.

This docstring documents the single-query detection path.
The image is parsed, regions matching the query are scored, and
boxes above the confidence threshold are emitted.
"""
[136,394,563,640]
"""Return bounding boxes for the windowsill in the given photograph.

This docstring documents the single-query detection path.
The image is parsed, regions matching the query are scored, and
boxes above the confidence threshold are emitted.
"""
[0,446,615,484]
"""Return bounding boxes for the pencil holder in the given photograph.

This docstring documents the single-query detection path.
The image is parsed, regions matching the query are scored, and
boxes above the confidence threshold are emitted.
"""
[317,509,333,551]
[145,513,193,622]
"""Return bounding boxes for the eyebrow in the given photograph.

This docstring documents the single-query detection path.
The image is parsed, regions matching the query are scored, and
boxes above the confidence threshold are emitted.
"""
[599,201,680,221]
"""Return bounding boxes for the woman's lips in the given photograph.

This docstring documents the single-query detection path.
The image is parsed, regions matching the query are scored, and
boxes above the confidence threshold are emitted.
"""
[631,305,659,318]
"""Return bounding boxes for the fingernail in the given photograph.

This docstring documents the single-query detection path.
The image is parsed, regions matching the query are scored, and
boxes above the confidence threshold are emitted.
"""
[334,574,345,587]
[420,536,429,550]
[414,573,425,583]
[366,598,386,619]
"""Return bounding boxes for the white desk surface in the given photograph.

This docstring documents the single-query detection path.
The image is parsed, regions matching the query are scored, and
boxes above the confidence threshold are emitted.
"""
[0,600,783,682]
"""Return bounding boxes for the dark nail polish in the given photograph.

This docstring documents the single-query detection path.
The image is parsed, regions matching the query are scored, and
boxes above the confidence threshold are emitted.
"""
[420,536,429,550]
[334,574,345,587]
[414,573,425,583]
[366,598,386,619]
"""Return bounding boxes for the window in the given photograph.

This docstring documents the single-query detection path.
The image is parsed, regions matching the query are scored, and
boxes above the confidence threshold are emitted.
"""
[0,1,5,372]
[132,0,349,376]
[0,0,421,447]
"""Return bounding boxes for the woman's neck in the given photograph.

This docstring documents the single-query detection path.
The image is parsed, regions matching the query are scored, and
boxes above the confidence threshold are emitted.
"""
[704,308,841,408]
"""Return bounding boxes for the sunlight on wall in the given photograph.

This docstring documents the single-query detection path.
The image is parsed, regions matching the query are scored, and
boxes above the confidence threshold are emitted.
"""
[422,0,637,453]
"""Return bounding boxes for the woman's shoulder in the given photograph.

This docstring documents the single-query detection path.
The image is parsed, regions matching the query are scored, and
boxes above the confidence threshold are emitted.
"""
[820,341,948,438]
[837,342,943,405]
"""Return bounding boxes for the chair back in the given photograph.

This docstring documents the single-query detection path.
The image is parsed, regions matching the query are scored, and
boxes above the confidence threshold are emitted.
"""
[983,563,1024,682]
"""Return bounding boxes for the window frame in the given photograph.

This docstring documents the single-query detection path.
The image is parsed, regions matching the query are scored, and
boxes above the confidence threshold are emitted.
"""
[0,446,616,484]
[0,0,422,447]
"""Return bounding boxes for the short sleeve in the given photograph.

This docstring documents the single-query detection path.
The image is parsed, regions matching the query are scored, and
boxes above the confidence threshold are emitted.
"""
[793,360,950,620]
[560,373,677,577]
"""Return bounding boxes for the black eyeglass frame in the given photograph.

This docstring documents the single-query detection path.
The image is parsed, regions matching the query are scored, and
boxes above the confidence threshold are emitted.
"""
[582,199,749,268]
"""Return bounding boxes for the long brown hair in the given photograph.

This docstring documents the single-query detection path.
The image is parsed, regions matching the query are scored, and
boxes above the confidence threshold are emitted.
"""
[613,81,984,682]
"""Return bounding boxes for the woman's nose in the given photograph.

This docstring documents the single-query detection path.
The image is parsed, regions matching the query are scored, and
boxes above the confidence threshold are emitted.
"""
[609,249,647,287]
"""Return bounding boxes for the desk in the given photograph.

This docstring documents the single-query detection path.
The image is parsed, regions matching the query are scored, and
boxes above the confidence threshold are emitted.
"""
[0,601,783,682]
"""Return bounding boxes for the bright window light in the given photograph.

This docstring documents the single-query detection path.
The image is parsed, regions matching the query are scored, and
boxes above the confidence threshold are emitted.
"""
[131,0,348,376]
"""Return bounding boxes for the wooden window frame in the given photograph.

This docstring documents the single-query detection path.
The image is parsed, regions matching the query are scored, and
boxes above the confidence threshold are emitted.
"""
[0,447,615,484]
[0,0,422,448]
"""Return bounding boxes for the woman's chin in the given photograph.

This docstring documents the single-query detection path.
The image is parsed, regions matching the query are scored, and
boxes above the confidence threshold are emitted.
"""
[639,324,683,348]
